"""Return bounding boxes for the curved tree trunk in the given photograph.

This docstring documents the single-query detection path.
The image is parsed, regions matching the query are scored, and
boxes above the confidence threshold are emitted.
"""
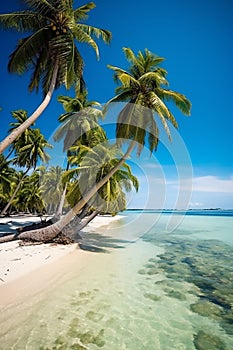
[78,203,91,220]
[0,233,18,243]
[75,209,100,233]
[0,141,135,243]
[0,63,59,154]
[56,183,67,217]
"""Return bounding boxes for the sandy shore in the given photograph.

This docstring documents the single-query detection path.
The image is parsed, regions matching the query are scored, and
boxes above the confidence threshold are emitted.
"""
[0,214,122,309]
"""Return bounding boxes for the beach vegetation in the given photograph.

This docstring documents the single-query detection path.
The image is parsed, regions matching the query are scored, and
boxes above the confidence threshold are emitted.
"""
[1,113,52,215]
[0,0,111,153]
[0,154,16,208]
[0,5,191,245]
[107,47,191,155]
[39,165,64,214]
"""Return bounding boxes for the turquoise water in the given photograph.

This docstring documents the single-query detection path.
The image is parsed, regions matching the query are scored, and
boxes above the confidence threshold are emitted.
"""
[0,211,233,350]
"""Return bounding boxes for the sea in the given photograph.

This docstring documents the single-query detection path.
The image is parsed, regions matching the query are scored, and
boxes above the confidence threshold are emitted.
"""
[0,210,233,350]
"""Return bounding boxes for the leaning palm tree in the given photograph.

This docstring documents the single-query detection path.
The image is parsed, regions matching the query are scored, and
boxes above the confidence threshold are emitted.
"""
[1,128,52,215]
[0,1,111,153]
[65,142,138,210]
[85,145,139,215]
[0,48,191,243]
[62,142,139,234]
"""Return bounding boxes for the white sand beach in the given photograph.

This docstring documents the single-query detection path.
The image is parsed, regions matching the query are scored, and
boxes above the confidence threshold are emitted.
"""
[0,214,122,308]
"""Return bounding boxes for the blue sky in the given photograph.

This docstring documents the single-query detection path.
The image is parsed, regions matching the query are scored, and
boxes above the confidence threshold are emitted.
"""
[0,0,233,209]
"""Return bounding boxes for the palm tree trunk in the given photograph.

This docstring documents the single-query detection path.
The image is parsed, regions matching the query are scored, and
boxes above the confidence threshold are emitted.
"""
[5,148,14,160]
[0,141,135,243]
[75,210,100,232]
[0,233,18,243]
[56,160,70,216]
[0,63,59,154]
[56,183,67,217]
[1,167,30,215]
[78,203,91,220]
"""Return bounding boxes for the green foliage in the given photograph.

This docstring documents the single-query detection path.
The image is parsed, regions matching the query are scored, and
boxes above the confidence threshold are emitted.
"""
[65,142,139,214]
[0,1,112,95]
[54,90,104,151]
[0,155,16,206]
[39,165,65,214]
[0,111,52,214]
[107,47,191,155]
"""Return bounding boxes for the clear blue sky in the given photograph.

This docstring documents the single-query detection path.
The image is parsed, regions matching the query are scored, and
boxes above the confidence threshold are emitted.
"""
[0,0,233,209]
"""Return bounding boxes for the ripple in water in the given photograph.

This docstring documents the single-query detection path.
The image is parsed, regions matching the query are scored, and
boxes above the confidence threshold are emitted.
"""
[0,213,233,349]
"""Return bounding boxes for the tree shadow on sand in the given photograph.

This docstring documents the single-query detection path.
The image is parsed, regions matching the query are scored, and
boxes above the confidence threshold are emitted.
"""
[74,231,133,253]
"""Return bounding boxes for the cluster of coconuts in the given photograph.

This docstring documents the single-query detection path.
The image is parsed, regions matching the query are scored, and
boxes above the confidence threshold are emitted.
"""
[48,20,68,35]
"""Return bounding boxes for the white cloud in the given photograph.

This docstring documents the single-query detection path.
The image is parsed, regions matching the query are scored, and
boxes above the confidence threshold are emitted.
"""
[189,202,204,207]
[128,172,233,209]
[192,175,233,193]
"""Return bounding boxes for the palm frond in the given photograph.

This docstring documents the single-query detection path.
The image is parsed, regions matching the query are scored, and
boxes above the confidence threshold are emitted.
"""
[147,91,179,128]
[118,73,140,89]
[8,28,47,74]
[148,117,159,153]
[0,12,44,32]
[24,0,56,15]
[122,47,137,63]
[78,24,112,44]
[157,89,192,116]
[139,71,168,86]
[107,65,132,85]
[72,24,99,58]
[73,2,96,21]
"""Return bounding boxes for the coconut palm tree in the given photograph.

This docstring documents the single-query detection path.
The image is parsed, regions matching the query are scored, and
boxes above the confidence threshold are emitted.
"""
[62,142,139,234]
[65,142,138,212]
[0,47,191,243]
[86,147,139,215]
[6,110,33,160]
[16,171,45,214]
[2,170,28,214]
[0,1,111,153]
[0,154,16,211]
[54,89,105,150]
[53,90,106,215]
[1,128,52,215]
[40,165,64,214]
[106,47,191,154]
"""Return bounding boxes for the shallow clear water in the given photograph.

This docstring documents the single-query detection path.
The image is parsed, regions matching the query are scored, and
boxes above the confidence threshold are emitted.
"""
[0,211,233,350]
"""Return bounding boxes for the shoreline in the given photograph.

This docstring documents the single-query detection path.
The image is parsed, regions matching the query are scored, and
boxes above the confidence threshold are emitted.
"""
[0,214,123,309]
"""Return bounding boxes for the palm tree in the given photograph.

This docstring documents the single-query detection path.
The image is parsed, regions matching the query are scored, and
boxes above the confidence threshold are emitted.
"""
[86,147,139,215]
[62,142,139,234]
[17,171,45,214]
[0,1,111,153]
[6,110,33,160]
[65,142,138,211]
[40,165,64,214]
[106,47,191,154]
[0,47,191,243]
[1,128,52,215]
[0,155,16,211]
[54,89,105,151]
[2,170,28,214]
[53,90,106,215]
